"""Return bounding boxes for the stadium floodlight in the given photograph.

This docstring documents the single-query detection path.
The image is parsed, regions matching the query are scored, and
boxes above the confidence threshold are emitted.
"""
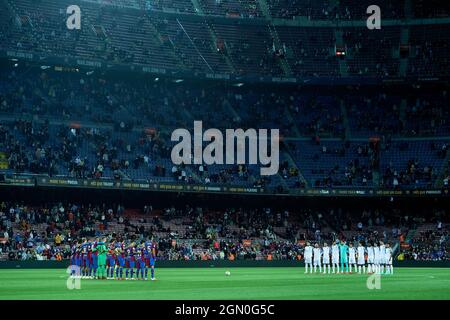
[40,66,50,70]
[233,83,244,87]
[174,79,184,83]
[154,77,159,82]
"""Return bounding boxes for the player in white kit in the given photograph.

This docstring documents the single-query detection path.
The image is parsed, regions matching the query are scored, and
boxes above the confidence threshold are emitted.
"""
[357,242,366,274]
[304,242,313,273]
[379,241,386,274]
[322,243,331,274]
[313,243,322,273]
[331,241,340,273]
[373,243,381,274]
[367,243,374,273]
[348,243,357,273]
[384,243,393,274]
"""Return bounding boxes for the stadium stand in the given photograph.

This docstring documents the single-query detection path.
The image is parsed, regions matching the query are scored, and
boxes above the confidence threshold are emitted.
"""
[1,202,446,261]
[408,25,450,77]
[1,0,449,78]
[0,63,449,190]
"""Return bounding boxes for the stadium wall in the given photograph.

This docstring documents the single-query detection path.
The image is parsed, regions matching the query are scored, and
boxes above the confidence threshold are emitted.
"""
[0,261,448,269]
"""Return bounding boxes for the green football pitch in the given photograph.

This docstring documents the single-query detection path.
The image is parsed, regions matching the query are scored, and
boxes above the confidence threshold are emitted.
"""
[0,267,449,300]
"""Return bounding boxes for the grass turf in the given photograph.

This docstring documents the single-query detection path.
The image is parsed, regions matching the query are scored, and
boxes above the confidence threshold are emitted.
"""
[0,267,449,300]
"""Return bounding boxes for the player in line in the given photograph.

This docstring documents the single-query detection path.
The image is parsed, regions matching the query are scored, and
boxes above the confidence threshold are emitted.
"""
[348,243,357,273]
[357,242,366,274]
[331,241,340,273]
[385,243,394,274]
[304,242,313,273]
[322,243,331,273]
[313,243,322,273]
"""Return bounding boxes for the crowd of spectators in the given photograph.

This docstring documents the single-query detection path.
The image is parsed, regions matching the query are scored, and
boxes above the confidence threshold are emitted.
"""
[0,202,124,260]
[399,220,448,261]
[380,141,448,189]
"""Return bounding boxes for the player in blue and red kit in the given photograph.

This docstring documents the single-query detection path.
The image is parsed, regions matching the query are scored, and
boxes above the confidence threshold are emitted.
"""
[70,244,77,276]
[147,241,157,281]
[91,241,98,279]
[115,247,126,280]
[113,241,124,280]
[82,242,93,279]
[87,243,95,278]
[70,243,81,277]
[80,244,86,278]
[125,247,136,280]
[137,244,147,280]
[106,246,117,280]
[134,247,143,280]
[75,246,83,277]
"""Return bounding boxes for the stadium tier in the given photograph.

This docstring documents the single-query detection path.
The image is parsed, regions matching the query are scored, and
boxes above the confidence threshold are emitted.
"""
[0,0,449,79]
[0,64,449,191]
[0,202,447,262]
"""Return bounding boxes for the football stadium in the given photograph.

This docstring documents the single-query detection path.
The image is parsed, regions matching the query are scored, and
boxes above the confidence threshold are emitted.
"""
[0,0,449,305]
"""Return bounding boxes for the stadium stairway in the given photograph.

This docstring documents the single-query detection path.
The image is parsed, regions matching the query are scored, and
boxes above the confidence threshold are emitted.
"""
[189,0,203,14]
[145,18,188,71]
[256,0,270,19]
[268,24,293,77]
[398,28,410,77]
[339,100,351,140]
[405,228,417,244]
[283,106,301,138]
[257,0,293,77]
[399,0,412,76]
[279,139,308,187]
[404,0,413,19]
[392,242,400,258]
[335,29,349,77]
[1,0,14,23]
[435,145,450,188]
[399,99,407,127]
[188,0,237,73]
[205,21,237,74]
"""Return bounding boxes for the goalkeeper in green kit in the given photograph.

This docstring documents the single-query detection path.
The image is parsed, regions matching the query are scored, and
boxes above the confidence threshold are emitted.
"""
[93,239,108,280]
[339,240,349,273]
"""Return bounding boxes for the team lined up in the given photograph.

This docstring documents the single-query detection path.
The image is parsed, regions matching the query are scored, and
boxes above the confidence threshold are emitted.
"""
[304,241,394,274]
[70,239,157,280]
